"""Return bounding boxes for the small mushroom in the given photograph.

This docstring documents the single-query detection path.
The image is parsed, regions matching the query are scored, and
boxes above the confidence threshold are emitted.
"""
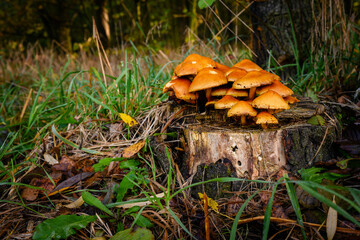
[226,68,247,82]
[214,95,239,109]
[189,68,228,112]
[233,71,277,100]
[233,59,263,72]
[163,78,198,104]
[256,80,294,97]
[255,111,278,129]
[227,101,257,125]
[225,88,248,98]
[211,86,229,98]
[215,62,231,73]
[284,95,300,104]
[175,54,216,77]
[251,90,290,114]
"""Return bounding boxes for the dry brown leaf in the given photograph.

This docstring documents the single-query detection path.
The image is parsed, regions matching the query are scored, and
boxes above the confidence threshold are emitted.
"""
[52,155,75,172]
[122,140,146,158]
[43,153,58,165]
[327,195,338,240]
[64,196,84,209]
[21,179,40,201]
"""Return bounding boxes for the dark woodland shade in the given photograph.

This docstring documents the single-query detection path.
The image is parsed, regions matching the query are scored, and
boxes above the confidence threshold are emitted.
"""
[250,0,313,69]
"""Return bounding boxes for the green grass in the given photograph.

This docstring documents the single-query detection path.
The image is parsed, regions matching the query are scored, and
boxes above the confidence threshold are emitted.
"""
[1,28,359,238]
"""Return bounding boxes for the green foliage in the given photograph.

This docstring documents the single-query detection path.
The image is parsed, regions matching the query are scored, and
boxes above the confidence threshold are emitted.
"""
[92,158,139,172]
[110,227,154,240]
[115,166,149,202]
[198,0,216,9]
[32,215,96,240]
[82,191,114,216]
[123,206,153,228]
[298,167,347,184]
[307,115,325,126]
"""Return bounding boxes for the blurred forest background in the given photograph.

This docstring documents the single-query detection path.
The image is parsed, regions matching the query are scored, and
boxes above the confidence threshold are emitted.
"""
[0,0,359,92]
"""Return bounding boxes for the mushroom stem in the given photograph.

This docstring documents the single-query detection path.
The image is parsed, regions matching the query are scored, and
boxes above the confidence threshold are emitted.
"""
[261,124,268,129]
[241,116,246,125]
[196,90,207,113]
[268,109,274,114]
[205,88,212,101]
[248,87,256,100]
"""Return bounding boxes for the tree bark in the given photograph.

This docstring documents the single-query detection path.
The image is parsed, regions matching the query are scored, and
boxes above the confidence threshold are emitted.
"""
[153,100,336,199]
[250,0,313,78]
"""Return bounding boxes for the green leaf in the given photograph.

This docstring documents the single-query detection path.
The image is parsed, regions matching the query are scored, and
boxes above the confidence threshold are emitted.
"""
[33,215,96,240]
[82,191,114,216]
[110,228,154,240]
[130,214,153,228]
[92,158,139,172]
[119,159,140,170]
[349,188,360,207]
[299,167,347,184]
[337,158,360,169]
[198,0,216,9]
[297,181,360,227]
[116,171,136,202]
[307,115,325,126]
[284,176,307,239]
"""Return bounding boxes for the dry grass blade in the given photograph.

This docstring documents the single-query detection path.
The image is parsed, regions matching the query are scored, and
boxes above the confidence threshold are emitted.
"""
[19,88,33,121]
[326,195,338,240]
[204,192,211,240]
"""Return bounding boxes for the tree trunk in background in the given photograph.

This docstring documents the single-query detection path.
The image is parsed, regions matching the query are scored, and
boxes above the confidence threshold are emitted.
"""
[37,0,72,51]
[186,0,199,45]
[95,0,110,49]
[250,0,313,79]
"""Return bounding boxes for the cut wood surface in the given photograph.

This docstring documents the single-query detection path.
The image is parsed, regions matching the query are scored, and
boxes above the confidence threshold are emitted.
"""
[165,98,335,179]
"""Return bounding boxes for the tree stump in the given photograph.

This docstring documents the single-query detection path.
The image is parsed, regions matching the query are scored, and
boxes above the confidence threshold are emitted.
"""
[155,99,336,199]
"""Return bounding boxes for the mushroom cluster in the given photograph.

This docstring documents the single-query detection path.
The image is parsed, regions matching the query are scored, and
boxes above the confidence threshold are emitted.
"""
[163,54,299,129]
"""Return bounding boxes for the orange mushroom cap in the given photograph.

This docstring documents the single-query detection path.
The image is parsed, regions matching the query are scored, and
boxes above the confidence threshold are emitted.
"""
[211,86,229,97]
[284,95,299,104]
[163,78,198,103]
[175,54,216,77]
[214,95,239,109]
[252,90,290,110]
[256,111,279,125]
[226,68,247,82]
[189,68,228,92]
[232,71,276,90]
[225,88,248,98]
[233,59,263,71]
[215,62,231,73]
[256,80,294,97]
[227,101,257,118]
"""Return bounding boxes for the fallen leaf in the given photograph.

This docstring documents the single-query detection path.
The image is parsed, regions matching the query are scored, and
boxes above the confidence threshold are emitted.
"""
[327,195,338,240]
[21,179,41,201]
[43,153,59,165]
[64,196,85,209]
[119,113,138,127]
[51,172,93,193]
[110,228,154,240]
[122,140,146,158]
[33,215,96,240]
[52,155,75,172]
[198,193,219,212]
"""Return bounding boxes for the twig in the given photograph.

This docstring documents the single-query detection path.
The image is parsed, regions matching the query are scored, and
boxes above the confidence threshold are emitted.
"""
[160,106,189,134]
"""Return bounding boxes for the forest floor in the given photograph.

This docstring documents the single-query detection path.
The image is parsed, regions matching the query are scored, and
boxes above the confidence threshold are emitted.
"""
[0,46,360,240]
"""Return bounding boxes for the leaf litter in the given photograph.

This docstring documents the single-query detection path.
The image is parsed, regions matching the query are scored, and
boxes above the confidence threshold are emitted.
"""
[2,102,360,239]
